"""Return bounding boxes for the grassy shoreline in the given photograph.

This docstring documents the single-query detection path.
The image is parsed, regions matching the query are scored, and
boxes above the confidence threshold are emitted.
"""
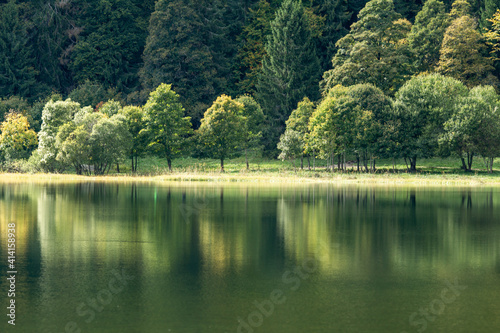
[2,156,500,186]
[1,169,500,186]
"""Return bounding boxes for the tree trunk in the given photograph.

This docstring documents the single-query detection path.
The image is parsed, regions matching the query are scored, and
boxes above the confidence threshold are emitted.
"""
[116,163,120,173]
[245,148,249,170]
[489,157,494,173]
[337,154,341,170]
[300,155,303,170]
[220,157,224,173]
[467,152,474,171]
[135,156,138,173]
[167,158,172,172]
[357,155,360,172]
[131,157,135,172]
[307,156,311,170]
[372,158,376,172]
[460,157,467,171]
[409,156,417,173]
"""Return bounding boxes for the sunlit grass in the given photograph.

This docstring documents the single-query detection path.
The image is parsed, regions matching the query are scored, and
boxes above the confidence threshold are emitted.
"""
[1,155,500,186]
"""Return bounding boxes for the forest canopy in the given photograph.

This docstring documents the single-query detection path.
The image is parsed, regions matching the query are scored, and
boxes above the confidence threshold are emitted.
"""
[1,0,500,173]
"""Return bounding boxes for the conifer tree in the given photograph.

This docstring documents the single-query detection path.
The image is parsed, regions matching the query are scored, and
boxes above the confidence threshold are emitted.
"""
[256,0,321,155]
[0,1,38,99]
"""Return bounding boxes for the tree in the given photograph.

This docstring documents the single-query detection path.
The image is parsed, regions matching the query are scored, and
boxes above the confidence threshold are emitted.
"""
[141,0,233,126]
[0,112,37,161]
[121,106,148,172]
[0,1,38,99]
[235,95,264,169]
[89,114,132,175]
[55,122,91,175]
[27,0,75,94]
[310,0,351,72]
[256,0,321,155]
[285,97,314,168]
[277,129,303,169]
[480,0,499,30]
[407,0,451,73]
[476,99,500,173]
[437,15,497,87]
[394,74,468,172]
[69,0,146,92]
[35,99,81,172]
[68,80,120,109]
[144,83,192,171]
[322,0,412,96]
[307,85,359,171]
[99,100,122,116]
[198,95,245,172]
[441,96,477,170]
[346,84,392,171]
[236,0,279,94]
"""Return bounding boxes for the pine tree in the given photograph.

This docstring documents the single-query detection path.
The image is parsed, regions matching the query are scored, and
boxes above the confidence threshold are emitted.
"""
[0,1,38,99]
[256,0,321,155]
[236,0,281,94]
[312,0,351,72]
[141,0,238,126]
[69,0,146,93]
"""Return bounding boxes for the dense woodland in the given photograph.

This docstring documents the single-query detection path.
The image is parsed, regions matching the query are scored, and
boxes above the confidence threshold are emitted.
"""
[2,0,500,174]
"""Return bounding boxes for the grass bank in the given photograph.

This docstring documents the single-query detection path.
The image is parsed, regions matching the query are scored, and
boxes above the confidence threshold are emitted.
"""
[1,156,500,186]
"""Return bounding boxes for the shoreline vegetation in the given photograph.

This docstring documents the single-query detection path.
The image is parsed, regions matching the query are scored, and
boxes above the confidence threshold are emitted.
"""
[1,156,499,186]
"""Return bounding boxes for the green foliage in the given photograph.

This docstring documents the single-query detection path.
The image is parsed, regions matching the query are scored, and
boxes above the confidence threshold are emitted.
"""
[236,0,279,94]
[99,100,122,116]
[480,0,499,30]
[0,1,39,99]
[0,96,30,124]
[277,129,303,167]
[286,97,315,136]
[235,95,265,169]
[439,85,498,170]
[144,83,192,171]
[450,0,471,18]
[89,114,132,175]
[121,105,148,172]
[437,15,497,88]
[394,73,468,171]
[55,122,91,175]
[70,0,147,92]
[36,99,81,172]
[408,0,451,73]
[0,112,37,161]
[322,0,412,96]
[198,95,245,171]
[141,0,234,126]
[307,85,358,163]
[312,0,351,72]
[68,80,120,109]
[257,0,321,155]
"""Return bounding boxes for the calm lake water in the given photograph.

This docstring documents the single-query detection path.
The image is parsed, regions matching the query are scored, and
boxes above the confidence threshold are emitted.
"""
[1,182,500,332]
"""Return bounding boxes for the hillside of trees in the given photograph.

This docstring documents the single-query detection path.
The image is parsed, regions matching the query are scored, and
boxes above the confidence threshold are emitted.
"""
[2,0,500,174]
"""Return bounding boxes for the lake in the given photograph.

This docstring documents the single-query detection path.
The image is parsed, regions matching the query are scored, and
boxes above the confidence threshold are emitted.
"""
[1,182,500,332]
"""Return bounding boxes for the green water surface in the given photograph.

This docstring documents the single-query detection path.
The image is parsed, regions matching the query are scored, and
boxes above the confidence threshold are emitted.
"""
[1,182,500,332]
